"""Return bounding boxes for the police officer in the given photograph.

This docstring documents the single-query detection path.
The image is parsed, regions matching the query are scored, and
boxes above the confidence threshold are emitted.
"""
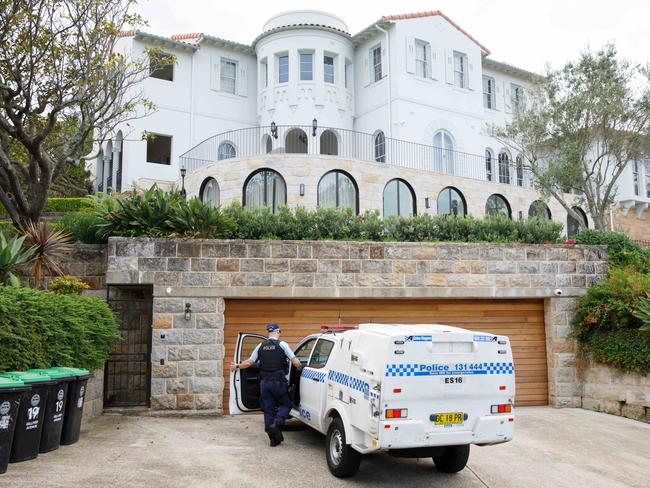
[231,323,302,446]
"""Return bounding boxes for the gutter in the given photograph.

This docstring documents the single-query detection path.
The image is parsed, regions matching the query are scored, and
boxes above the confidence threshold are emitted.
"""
[374,24,392,138]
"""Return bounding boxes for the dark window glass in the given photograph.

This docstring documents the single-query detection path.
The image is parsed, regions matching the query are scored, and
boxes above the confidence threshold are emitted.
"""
[486,194,511,219]
[146,134,172,165]
[437,187,466,216]
[384,179,415,218]
[308,340,335,369]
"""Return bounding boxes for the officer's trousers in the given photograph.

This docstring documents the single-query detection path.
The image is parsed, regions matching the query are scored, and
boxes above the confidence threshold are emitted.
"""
[260,379,292,432]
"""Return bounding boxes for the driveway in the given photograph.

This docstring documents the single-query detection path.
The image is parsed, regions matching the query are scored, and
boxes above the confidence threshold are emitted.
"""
[2,407,649,487]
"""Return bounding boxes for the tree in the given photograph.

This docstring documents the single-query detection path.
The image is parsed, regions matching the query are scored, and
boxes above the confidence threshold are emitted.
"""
[493,44,650,230]
[0,0,162,227]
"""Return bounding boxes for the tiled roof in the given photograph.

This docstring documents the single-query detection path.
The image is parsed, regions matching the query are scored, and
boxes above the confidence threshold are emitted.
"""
[382,10,490,55]
[263,22,350,36]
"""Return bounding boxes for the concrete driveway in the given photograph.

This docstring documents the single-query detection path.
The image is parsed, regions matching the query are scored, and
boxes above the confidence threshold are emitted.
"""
[2,407,649,487]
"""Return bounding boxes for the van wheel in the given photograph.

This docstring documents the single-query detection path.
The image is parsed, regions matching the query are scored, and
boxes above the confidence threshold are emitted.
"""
[433,444,470,473]
[326,417,362,477]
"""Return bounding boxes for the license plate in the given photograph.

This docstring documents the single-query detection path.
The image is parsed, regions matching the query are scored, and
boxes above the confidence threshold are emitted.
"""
[433,412,464,425]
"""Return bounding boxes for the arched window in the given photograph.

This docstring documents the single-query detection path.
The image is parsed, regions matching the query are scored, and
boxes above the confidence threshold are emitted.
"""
[115,131,123,192]
[218,142,236,160]
[383,179,416,218]
[433,130,454,174]
[485,149,494,181]
[567,206,588,238]
[105,140,113,189]
[263,135,273,154]
[320,130,338,155]
[318,170,358,214]
[374,131,386,163]
[516,155,524,187]
[437,187,467,217]
[498,150,510,184]
[528,200,551,220]
[285,128,308,154]
[200,178,220,207]
[96,148,104,191]
[486,193,512,219]
[243,168,287,213]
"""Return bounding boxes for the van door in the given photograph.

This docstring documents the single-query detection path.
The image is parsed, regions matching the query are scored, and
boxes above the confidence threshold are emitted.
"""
[229,332,266,414]
[289,336,318,410]
[299,338,335,432]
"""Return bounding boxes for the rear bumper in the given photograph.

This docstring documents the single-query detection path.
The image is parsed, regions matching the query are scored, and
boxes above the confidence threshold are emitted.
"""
[377,414,514,449]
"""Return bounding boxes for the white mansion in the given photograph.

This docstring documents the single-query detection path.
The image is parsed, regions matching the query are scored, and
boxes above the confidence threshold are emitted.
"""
[95,10,650,238]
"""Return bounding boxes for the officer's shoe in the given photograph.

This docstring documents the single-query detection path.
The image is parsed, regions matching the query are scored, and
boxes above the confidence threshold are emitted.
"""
[269,423,283,443]
[269,435,281,447]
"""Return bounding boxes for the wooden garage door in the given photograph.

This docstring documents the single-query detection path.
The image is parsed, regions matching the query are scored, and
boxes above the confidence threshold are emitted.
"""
[224,299,548,412]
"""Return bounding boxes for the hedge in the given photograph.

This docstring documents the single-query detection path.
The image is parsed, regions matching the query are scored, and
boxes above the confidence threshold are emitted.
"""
[0,197,96,216]
[575,229,650,273]
[0,286,120,372]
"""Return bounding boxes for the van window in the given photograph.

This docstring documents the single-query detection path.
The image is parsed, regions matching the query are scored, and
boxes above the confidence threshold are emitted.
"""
[294,338,317,365]
[308,339,335,369]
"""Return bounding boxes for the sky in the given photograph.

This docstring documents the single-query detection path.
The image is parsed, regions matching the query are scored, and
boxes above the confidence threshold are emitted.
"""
[132,0,650,73]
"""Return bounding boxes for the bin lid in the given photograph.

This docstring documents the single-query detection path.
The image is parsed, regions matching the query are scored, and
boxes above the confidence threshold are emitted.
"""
[49,367,90,378]
[0,371,55,384]
[0,376,25,388]
[28,368,74,380]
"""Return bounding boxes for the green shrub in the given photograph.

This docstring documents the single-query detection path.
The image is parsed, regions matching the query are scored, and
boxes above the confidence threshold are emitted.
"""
[573,268,650,374]
[0,286,120,371]
[0,197,96,216]
[0,221,17,238]
[0,234,37,286]
[56,212,107,244]
[50,276,90,295]
[575,229,650,272]
[166,197,236,238]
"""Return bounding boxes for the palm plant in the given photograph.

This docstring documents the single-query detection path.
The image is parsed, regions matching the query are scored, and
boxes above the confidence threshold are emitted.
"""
[166,197,235,238]
[21,221,73,287]
[0,233,37,285]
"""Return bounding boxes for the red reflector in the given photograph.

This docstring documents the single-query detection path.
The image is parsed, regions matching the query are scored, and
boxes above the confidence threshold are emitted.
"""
[384,424,391,429]
[508,418,514,422]
[498,405,506,413]
[393,388,402,393]
[499,386,506,391]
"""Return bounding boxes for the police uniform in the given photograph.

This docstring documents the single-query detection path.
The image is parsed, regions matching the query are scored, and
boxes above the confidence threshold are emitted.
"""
[248,323,295,445]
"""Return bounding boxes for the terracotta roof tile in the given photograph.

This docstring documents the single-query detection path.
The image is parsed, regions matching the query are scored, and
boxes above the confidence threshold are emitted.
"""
[170,33,202,41]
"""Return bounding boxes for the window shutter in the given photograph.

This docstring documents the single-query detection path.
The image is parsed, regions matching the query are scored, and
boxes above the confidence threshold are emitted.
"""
[444,49,453,84]
[425,44,433,79]
[493,79,500,110]
[504,82,511,113]
[467,61,473,89]
[405,37,415,74]
[238,63,247,97]
[381,46,387,78]
[210,55,220,91]
[431,47,442,80]
[363,54,370,86]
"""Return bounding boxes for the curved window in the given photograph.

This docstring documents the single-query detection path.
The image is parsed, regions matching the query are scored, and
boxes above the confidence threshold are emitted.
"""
[200,178,220,207]
[318,170,358,214]
[218,142,236,160]
[498,151,510,184]
[567,206,588,238]
[263,135,273,154]
[528,200,551,220]
[374,131,386,163]
[243,168,287,213]
[486,194,512,219]
[383,179,416,218]
[285,128,308,154]
[433,130,454,174]
[485,149,494,181]
[516,155,524,187]
[437,187,467,217]
[320,130,338,156]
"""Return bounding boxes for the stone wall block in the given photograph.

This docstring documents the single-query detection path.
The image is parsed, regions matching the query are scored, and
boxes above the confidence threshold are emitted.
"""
[571,275,586,287]
[191,258,216,272]
[272,273,293,286]
[567,248,585,261]
[530,274,556,287]
[108,256,138,271]
[151,379,166,396]
[154,298,184,314]
[154,272,181,286]
[460,247,480,260]
[293,274,315,287]
[362,260,392,274]
[349,244,369,259]
[182,273,211,286]
[558,262,576,274]
[453,262,472,274]
[152,329,182,345]
[195,361,220,377]
[247,243,270,258]
[385,246,411,260]
[198,345,224,360]
[290,260,317,273]
[153,313,172,330]
[470,261,487,274]
[336,274,357,287]
[540,263,558,274]
[546,248,568,261]
[151,394,176,410]
[525,248,546,261]
[196,314,224,329]
[488,261,517,274]
[265,259,290,273]
[217,258,240,272]
[191,377,223,394]
[177,241,202,257]
[167,258,190,271]
[229,273,246,286]
[195,395,218,410]
[317,259,342,273]
[245,273,272,286]
[229,243,247,258]
[201,243,230,257]
[342,260,361,273]
[183,329,217,345]
[241,258,264,272]
[428,261,454,273]
[176,394,195,410]
[577,262,595,274]
[555,275,572,287]
[116,240,154,257]
[177,361,195,377]
[411,247,438,260]
[369,246,384,259]
[211,273,229,287]
[168,346,198,361]
[271,243,298,258]
[297,244,313,259]
[315,274,335,287]
[481,247,504,261]
[313,243,350,259]
[154,241,177,257]
[393,261,417,274]
[151,346,166,362]
[437,246,460,261]
[152,363,178,378]
[518,262,540,274]
[357,274,404,287]
[503,248,526,261]
[166,378,189,394]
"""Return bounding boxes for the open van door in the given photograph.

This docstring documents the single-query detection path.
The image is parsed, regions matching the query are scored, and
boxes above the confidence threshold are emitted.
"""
[229,332,266,414]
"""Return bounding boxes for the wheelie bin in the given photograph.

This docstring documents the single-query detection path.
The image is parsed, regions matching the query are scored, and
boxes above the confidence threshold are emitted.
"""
[48,368,90,446]
[28,368,76,453]
[0,372,56,462]
[0,376,29,474]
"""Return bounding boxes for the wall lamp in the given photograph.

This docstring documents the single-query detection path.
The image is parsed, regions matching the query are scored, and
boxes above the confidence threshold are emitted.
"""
[184,302,192,321]
[180,167,187,199]
[270,121,278,139]
[312,118,318,137]
[425,197,431,209]
[299,183,305,196]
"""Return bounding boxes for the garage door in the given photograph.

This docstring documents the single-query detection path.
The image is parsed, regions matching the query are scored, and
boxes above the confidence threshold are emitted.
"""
[224,298,547,412]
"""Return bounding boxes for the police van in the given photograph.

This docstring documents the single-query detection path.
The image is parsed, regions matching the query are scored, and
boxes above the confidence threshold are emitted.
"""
[230,323,515,477]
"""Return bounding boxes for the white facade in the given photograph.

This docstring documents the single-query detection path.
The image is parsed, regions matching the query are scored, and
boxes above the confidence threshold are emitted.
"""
[93,9,650,234]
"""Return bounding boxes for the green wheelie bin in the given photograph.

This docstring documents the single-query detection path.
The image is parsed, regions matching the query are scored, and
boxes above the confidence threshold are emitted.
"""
[48,368,90,446]
[28,369,76,453]
[0,372,56,463]
[0,376,30,474]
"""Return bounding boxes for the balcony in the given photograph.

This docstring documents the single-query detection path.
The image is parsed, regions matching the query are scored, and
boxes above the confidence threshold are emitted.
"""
[179,125,532,188]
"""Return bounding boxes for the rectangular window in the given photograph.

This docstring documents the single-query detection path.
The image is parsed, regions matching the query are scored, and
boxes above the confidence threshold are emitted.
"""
[220,58,237,94]
[149,50,174,81]
[324,55,335,83]
[308,339,335,369]
[645,161,650,198]
[453,52,467,88]
[372,45,382,82]
[300,53,313,81]
[633,160,640,196]
[260,59,268,87]
[415,40,428,78]
[146,134,172,165]
[483,76,494,109]
[278,55,289,83]
[511,84,524,114]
